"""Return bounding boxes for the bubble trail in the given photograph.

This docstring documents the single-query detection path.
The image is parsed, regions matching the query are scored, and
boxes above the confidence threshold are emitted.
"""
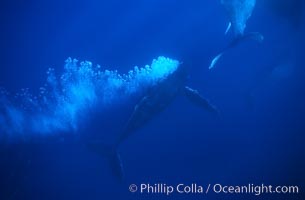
[0,56,180,142]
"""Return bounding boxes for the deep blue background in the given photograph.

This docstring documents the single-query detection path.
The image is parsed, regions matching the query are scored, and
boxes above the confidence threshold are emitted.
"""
[0,0,305,199]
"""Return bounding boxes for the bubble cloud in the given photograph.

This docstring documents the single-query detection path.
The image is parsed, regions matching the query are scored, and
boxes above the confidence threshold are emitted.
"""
[0,56,180,142]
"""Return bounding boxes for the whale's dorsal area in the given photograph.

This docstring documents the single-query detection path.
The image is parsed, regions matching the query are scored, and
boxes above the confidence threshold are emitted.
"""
[221,0,256,36]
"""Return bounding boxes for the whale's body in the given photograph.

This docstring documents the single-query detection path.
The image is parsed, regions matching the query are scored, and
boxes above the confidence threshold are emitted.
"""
[91,64,218,180]
[209,0,262,69]
[222,0,256,37]
[118,64,218,146]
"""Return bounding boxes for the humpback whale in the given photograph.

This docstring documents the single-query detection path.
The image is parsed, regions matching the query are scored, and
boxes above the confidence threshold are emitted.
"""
[209,0,264,69]
[90,63,218,180]
[222,0,256,37]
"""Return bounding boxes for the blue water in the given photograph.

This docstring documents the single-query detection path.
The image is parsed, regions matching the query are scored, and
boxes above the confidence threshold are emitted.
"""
[0,0,304,199]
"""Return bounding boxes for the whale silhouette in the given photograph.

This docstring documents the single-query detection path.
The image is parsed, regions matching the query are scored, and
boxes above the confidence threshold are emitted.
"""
[89,63,219,180]
[209,0,264,69]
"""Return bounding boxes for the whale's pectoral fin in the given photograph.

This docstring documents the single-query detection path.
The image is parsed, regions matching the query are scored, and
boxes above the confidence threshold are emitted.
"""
[209,52,224,70]
[209,32,264,70]
[87,141,124,181]
[183,86,219,114]
[225,22,232,35]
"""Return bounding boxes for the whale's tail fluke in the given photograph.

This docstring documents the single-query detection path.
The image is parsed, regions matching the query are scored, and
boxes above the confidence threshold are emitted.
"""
[87,141,124,181]
[209,32,264,70]
[242,32,264,43]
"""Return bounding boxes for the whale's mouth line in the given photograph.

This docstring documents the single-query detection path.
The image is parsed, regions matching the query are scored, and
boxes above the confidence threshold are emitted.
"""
[0,56,180,140]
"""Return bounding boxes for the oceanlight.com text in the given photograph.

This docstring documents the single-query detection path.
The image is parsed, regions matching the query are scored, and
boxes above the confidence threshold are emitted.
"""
[129,183,300,196]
